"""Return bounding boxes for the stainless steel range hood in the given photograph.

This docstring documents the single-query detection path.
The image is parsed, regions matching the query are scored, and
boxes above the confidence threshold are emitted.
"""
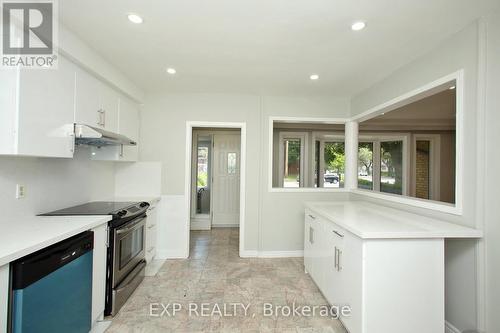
[74,124,137,147]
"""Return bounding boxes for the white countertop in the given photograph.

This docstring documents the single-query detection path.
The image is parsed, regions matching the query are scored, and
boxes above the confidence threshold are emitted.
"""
[112,196,161,206]
[0,215,111,266]
[305,201,483,239]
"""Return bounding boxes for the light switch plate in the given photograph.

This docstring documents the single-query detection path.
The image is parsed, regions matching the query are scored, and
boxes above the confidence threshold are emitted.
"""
[16,184,26,199]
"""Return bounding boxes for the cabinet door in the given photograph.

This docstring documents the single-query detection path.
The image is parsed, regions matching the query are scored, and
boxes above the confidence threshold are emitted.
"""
[304,213,314,274]
[338,232,363,333]
[75,68,102,128]
[99,84,119,133]
[146,206,158,262]
[309,214,324,287]
[323,224,341,305]
[0,265,8,333]
[118,97,139,161]
[16,57,75,157]
[91,224,108,325]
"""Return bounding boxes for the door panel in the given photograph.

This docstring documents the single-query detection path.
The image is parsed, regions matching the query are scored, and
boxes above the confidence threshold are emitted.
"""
[212,133,240,226]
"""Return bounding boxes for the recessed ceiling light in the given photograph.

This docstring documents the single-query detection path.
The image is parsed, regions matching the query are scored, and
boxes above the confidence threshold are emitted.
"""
[351,21,366,31]
[449,86,456,90]
[127,14,143,24]
[166,68,176,75]
[310,74,319,80]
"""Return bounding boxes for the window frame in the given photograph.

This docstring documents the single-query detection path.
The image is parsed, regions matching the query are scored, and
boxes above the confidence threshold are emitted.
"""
[359,133,410,196]
[313,132,345,188]
[269,117,348,193]
[411,134,441,201]
[278,131,308,188]
[351,70,463,215]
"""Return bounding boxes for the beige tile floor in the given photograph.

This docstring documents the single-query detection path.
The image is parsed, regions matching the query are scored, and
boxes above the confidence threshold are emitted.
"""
[107,228,347,333]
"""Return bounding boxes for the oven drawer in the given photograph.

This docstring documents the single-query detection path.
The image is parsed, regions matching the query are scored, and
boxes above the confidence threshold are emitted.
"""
[111,260,146,316]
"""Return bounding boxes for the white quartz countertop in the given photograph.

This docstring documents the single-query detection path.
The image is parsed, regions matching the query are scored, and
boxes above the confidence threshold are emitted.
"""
[112,196,161,206]
[305,201,483,239]
[0,215,111,266]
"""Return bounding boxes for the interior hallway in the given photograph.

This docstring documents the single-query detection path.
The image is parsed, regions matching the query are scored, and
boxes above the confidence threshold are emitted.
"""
[107,228,346,332]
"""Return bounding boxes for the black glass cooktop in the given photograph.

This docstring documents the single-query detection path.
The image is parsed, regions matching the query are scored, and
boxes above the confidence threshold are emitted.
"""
[40,201,140,216]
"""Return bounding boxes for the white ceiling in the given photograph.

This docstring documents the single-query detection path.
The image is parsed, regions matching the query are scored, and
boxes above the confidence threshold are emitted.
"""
[60,0,500,96]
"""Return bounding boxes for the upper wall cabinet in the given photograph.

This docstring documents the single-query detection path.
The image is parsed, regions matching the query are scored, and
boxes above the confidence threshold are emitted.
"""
[0,57,76,158]
[75,68,119,133]
[90,96,140,162]
[117,97,140,162]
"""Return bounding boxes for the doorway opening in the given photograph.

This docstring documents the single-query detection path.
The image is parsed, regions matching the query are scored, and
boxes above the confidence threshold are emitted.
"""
[186,124,245,258]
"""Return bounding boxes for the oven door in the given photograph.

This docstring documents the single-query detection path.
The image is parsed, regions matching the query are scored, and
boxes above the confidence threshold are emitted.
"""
[112,215,146,286]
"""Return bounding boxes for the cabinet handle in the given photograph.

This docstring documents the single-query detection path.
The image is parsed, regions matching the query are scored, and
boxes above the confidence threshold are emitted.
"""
[334,246,338,269]
[309,226,314,244]
[332,230,344,238]
[97,109,104,126]
[338,249,342,271]
[147,224,156,229]
[103,109,106,127]
[68,132,75,153]
[119,144,124,157]
[308,214,316,220]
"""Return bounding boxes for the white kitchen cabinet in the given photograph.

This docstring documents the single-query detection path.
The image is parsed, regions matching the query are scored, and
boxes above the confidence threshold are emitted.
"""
[304,206,446,333]
[145,203,158,263]
[91,224,108,326]
[75,68,119,133]
[0,57,76,158]
[90,96,140,162]
[0,265,8,333]
[117,97,139,162]
[303,214,314,275]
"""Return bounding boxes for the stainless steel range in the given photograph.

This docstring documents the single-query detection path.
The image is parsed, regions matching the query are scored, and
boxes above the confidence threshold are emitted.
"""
[40,201,150,316]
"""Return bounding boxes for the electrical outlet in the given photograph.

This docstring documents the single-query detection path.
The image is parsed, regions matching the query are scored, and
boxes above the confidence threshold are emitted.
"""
[16,184,26,199]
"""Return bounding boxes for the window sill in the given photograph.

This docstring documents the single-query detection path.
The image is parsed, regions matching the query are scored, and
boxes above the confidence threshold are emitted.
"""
[268,187,350,193]
[350,188,462,216]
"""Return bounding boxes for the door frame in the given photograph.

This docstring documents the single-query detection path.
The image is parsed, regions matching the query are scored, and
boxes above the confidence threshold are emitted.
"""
[185,121,247,257]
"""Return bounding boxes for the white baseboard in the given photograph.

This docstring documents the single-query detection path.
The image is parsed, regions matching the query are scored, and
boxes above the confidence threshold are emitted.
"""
[212,224,240,228]
[257,250,304,258]
[156,250,188,259]
[240,250,259,257]
[239,250,304,258]
[445,321,461,333]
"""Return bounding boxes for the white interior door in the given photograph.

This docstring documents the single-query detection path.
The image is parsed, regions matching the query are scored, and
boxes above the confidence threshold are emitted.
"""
[212,133,240,227]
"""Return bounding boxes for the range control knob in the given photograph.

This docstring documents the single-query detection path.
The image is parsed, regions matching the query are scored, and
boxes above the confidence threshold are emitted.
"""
[140,202,148,208]
[118,210,127,216]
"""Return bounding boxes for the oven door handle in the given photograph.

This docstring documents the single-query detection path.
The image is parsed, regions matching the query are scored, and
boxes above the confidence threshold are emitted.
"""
[116,216,146,235]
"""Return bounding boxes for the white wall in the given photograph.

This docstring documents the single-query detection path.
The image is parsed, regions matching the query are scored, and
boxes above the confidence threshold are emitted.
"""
[483,10,500,333]
[139,93,350,256]
[0,147,115,218]
[350,21,483,331]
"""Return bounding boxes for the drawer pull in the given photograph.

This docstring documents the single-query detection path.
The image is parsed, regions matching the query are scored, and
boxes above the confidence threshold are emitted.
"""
[147,224,156,229]
[332,230,344,238]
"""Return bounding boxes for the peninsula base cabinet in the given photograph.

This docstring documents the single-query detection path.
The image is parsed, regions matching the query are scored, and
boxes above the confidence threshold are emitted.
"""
[0,265,8,333]
[91,224,108,327]
[304,209,444,333]
[145,201,159,263]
